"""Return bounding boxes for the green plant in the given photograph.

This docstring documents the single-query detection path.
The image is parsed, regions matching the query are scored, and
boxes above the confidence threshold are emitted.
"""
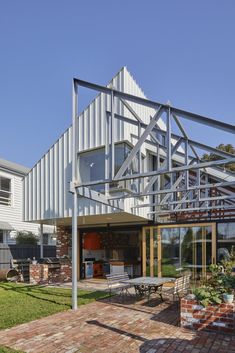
[221,275,235,294]
[205,264,225,290]
[15,231,38,245]
[194,261,235,306]
[193,285,222,307]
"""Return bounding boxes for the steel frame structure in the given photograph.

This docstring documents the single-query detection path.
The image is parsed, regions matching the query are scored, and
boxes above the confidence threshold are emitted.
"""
[70,77,235,309]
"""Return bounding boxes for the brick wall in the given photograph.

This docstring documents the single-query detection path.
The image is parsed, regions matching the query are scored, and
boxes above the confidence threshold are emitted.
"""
[29,226,73,285]
[181,296,235,334]
[56,226,72,257]
[48,260,72,283]
[29,264,49,285]
[29,260,72,284]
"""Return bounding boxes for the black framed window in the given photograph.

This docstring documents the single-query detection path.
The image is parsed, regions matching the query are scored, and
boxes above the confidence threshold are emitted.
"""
[0,176,11,206]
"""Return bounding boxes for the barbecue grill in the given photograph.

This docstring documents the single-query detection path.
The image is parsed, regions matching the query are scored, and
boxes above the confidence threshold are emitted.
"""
[38,257,61,269]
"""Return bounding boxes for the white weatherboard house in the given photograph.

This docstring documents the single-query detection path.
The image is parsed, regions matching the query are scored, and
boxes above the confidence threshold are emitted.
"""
[23,67,235,285]
[0,159,55,245]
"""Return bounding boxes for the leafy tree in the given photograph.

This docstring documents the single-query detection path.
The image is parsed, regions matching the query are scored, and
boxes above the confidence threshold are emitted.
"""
[202,143,235,172]
[16,231,38,245]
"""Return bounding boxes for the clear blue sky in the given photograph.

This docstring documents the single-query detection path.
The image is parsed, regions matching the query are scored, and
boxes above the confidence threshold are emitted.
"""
[0,0,235,167]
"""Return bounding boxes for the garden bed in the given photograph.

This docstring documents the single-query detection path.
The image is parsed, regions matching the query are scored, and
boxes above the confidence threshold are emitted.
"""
[181,296,235,334]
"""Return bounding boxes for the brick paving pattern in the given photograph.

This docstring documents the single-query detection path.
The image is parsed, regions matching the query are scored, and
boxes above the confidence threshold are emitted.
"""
[0,296,234,353]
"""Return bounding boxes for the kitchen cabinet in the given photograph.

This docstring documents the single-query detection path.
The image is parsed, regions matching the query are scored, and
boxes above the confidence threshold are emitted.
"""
[83,232,101,250]
[110,261,124,275]
[93,262,103,277]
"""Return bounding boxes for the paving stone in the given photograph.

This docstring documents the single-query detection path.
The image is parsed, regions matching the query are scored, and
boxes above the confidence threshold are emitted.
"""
[0,296,234,352]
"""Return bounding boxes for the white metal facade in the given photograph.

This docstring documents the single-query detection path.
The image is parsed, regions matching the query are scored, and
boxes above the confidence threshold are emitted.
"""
[23,67,235,224]
[23,67,157,223]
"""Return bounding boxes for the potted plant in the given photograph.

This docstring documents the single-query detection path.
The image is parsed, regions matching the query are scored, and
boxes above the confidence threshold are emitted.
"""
[222,275,235,303]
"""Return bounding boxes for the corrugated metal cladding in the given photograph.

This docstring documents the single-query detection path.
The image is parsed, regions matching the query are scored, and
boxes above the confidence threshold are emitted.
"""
[24,67,158,222]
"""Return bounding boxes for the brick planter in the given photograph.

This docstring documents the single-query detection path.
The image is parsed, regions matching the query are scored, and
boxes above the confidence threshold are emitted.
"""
[181,296,235,334]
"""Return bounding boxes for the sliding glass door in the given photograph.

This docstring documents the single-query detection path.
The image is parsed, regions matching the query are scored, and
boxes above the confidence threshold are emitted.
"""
[142,223,216,280]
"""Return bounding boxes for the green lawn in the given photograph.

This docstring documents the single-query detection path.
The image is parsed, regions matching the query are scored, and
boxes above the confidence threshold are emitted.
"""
[0,282,108,330]
[0,346,24,353]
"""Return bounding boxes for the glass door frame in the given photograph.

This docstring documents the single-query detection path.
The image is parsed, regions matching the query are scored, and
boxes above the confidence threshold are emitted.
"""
[142,222,216,277]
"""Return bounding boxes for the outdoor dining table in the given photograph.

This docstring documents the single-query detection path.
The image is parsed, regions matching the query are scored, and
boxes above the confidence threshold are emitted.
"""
[121,276,176,301]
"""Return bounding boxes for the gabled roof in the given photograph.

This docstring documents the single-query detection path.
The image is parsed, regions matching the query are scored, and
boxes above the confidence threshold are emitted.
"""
[0,158,30,176]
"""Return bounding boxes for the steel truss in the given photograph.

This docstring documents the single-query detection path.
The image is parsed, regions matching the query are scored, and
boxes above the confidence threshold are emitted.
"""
[70,77,235,309]
[72,77,235,219]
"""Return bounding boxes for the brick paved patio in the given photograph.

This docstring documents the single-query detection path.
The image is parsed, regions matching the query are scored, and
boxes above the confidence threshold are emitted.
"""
[0,295,234,353]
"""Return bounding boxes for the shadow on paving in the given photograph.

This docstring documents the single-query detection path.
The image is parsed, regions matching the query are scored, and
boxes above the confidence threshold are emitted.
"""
[150,302,180,326]
[98,294,180,327]
[86,319,233,352]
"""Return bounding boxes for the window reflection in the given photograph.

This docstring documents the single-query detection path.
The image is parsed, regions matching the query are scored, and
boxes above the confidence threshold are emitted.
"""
[79,143,140,193]
[161,228,180,277]
[145,229,150,276]
[161,226,212,279]
[217,222,235,262]
[79,148,105,192]
[153,229,158,276]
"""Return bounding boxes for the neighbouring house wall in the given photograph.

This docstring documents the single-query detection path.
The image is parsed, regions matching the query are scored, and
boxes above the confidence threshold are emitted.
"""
[0,168,40,243]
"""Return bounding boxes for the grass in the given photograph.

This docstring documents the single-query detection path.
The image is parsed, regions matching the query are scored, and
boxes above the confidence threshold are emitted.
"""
[0,346,24,353]
[0,282,108,330]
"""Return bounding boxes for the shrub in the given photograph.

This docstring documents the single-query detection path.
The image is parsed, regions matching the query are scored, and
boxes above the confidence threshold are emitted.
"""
[193,286,222,307]
[15,231,38,245]
[193,261,235,306]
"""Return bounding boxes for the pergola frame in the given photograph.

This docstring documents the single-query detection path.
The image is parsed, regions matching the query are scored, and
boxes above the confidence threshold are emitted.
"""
[71,77,235,310]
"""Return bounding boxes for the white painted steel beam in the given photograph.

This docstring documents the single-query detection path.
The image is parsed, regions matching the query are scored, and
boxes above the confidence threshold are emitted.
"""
[72,80,78,311]
[149,203,235,215]
[80,156,235,188]
[132,194,235,209]
[108,180,235,200]
[113,106,164,180]
[77,186,123,210]
[74,78,235,134]
[113,112,234,160]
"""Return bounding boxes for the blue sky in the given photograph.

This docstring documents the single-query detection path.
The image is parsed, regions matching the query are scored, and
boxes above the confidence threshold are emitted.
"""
[0,0,235,167]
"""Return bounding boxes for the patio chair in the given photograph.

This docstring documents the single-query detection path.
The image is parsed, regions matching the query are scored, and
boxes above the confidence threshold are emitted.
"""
[106,272,132,299]
[162,275,191,302]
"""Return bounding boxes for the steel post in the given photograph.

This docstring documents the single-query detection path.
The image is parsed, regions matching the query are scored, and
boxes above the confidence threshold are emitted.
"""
[40,224,43,258]
[72,80,78,310]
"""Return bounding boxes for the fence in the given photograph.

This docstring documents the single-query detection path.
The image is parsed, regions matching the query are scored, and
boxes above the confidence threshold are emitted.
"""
[0,244,56,269]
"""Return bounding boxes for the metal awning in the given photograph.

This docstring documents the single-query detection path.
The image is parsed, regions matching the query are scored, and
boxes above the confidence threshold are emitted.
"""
[0,221,14,231]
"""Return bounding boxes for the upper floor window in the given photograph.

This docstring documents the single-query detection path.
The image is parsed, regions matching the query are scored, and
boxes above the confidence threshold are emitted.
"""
[0,176,11,206]
[79,143,140,193]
